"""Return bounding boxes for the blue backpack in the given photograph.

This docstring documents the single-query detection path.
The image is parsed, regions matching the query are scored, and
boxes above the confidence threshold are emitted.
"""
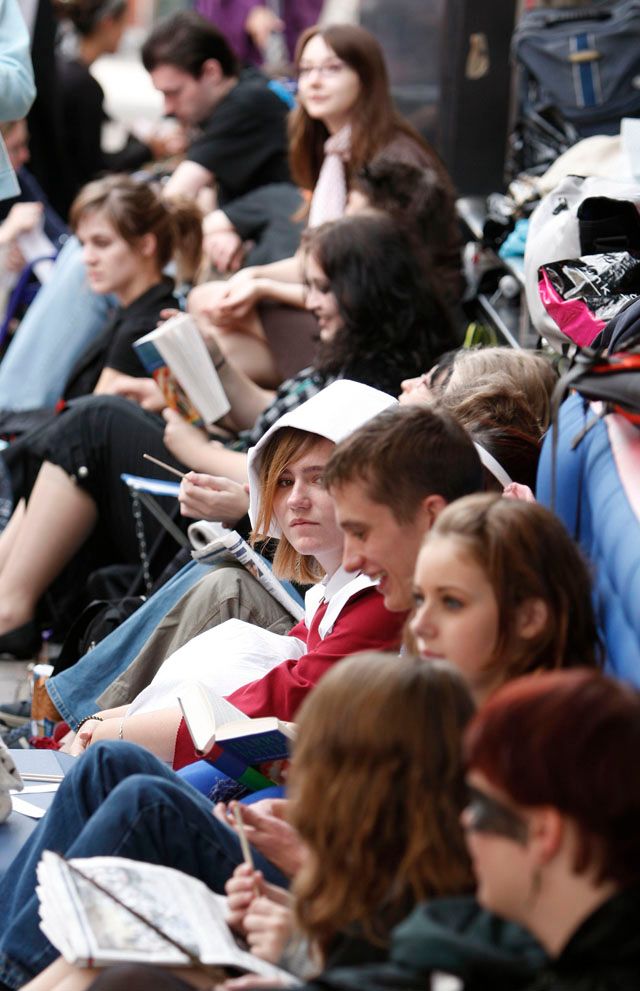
[510,1,640,174]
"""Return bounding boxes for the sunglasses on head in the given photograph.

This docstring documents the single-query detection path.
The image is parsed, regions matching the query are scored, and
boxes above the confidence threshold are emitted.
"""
[464,784,528,843]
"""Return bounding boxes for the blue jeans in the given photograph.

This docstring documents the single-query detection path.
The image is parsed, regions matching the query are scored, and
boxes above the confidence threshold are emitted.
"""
[47,560,209,726]
[0,237,112,410]
[0,742,287,988]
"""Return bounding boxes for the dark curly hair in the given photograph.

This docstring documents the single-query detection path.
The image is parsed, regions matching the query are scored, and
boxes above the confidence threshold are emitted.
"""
[304,212,457,396]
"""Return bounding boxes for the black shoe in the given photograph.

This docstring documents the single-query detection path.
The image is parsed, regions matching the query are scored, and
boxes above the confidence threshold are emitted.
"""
[0,620,41,660]
[0,699,30,727]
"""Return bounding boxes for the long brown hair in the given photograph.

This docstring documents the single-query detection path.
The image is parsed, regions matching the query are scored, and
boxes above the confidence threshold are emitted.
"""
[252,426,328,584]
[288,653,475,958]
[70,174,202,284]
[289,24,430,192]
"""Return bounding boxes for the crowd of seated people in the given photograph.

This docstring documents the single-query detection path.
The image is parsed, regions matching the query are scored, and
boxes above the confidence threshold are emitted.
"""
[1,4,640,991]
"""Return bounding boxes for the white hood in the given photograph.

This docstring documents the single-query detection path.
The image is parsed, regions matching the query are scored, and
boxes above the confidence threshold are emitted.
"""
[247,380,397,537]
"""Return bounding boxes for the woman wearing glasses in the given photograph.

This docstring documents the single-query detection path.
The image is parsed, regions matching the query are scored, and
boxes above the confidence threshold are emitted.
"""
[189,23,458,387]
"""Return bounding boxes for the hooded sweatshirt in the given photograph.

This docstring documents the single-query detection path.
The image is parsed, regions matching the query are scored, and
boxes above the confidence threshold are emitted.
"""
[173,381,407,768]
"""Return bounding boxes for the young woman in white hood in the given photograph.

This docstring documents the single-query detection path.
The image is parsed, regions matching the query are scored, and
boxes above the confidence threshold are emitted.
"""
[65,381,406,768]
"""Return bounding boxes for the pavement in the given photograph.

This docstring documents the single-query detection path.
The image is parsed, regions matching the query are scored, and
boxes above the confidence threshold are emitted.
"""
[0,659,31,707]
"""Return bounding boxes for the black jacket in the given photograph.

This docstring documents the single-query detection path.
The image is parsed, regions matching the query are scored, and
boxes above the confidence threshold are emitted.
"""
[522,885,640,991]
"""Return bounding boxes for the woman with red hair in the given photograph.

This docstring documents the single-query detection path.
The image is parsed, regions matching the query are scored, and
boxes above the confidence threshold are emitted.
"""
[463,669,640,989]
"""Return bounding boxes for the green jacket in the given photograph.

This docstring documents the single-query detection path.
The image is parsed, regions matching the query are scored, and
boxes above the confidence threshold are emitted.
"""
[304,896,544,991]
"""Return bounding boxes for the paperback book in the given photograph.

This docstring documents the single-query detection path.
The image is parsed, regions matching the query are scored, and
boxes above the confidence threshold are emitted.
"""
[177,681,295,791]
[134,312,230,426]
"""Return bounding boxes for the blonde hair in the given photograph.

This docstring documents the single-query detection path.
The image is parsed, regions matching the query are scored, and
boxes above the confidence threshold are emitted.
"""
[447,348,557,435]
[252,427,327,584]
[288,653,475,958]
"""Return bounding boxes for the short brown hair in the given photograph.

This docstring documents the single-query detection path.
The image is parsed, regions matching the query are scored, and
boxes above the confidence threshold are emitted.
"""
[324,405,483,523]
[289,653,475,956]
[466,669,640,886]
[252,427,327,584]
[70,174,202,283]
[141,10,239,78]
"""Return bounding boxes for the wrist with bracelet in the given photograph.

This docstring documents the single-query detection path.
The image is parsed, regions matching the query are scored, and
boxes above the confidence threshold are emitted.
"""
[75,714,104,734]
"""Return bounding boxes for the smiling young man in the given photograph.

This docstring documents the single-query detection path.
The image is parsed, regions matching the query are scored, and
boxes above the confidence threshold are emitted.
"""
[324,405,484,613]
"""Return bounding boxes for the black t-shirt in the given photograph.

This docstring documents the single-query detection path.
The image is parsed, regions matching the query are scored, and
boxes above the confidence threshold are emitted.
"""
[64,279,178,399]
[57,57,151,211]
[187,72,291,206]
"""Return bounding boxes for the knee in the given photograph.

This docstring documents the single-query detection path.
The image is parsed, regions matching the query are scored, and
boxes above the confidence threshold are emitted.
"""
[78,741,165,790]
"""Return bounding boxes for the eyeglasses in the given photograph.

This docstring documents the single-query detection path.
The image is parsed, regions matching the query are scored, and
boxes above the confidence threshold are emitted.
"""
[297,61,347,79]
[464,785,528,843]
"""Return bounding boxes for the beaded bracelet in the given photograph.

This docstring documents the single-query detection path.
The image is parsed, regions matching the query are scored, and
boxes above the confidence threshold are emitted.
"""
[76,714,104,733]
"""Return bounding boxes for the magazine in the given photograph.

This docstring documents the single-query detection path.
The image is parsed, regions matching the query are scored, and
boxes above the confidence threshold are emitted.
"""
[134,312,230,426]
[188,520,304,621]
[36,852,296,980]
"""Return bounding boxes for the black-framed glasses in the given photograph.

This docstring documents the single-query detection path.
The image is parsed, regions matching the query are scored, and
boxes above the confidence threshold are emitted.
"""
[464,785,528,844]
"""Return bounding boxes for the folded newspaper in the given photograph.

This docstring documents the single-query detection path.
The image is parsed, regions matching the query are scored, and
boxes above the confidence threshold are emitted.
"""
[188,520,304,621]
[36,852,296,980]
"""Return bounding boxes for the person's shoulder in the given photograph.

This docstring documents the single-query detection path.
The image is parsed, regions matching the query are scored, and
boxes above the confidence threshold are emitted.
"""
[225,70,288,115]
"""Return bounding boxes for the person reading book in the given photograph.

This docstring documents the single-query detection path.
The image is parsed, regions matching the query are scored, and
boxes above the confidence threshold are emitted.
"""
[0,211,453,658]
[39,352,546,727]
[19,654,476,991]
[0,401,483,988]
[56,381,406,769]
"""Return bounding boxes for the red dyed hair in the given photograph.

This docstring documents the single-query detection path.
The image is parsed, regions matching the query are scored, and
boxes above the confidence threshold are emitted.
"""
[465,670,640,886]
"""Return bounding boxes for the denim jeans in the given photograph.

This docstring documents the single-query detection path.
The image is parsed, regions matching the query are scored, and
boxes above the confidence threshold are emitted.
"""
[46,560,209,726]
[0,237,112,410]
[0,742,287,988]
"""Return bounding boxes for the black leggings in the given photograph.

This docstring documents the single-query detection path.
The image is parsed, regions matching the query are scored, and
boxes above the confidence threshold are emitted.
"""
[4,396,189,628]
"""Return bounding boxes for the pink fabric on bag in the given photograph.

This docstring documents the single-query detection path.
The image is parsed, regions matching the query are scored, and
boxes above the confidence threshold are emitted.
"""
[538,269,605,347]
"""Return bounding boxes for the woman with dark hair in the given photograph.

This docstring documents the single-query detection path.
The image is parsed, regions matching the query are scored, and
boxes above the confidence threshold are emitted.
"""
[54,0,185,214]
[305,212,454,396]
[0,211,455,655]
[189,23,457,385]
[462,668,640,989]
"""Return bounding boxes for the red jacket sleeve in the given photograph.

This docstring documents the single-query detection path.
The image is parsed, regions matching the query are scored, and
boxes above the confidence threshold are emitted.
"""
[172,588,407,768]
[225,587,407,720]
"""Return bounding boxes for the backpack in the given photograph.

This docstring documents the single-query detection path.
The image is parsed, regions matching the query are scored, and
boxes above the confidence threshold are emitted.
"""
[511,0,640,175]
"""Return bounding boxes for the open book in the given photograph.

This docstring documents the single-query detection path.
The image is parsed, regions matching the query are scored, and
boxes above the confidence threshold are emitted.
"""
[36,852,296,980]
[189,520,304,621]
[178,682,295,791]
[134,312,230,427]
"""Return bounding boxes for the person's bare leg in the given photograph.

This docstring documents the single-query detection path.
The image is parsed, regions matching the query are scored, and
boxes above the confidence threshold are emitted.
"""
[188,284,281,389]
[0,463,97,634]
[21,957,98,991]
[0,498,26,573]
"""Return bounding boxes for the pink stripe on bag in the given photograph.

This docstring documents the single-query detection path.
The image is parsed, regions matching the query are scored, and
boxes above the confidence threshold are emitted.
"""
[538,270,605,347]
